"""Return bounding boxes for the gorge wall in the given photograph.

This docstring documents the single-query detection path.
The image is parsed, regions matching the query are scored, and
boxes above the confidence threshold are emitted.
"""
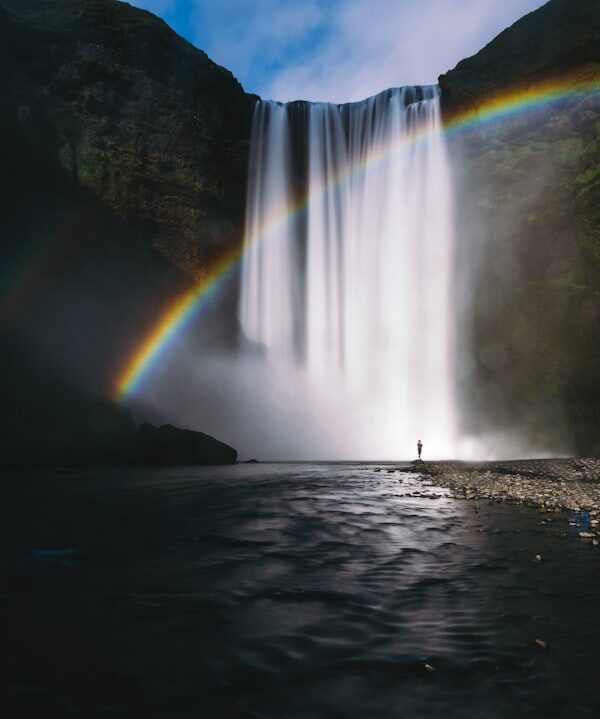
[0,0,255,463]
[1,0,255,380]
[1,0,255,280]
[439,0,600,454]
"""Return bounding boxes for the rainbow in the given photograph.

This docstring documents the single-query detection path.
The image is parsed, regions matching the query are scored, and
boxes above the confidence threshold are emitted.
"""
[444,71,600,136]
[0,214,80,326]
[108,72,600,399]
[115,243,245,399]
[0,250,51,326]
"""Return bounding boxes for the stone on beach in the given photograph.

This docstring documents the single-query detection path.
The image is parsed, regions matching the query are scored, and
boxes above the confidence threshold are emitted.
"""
[404,458,600,515]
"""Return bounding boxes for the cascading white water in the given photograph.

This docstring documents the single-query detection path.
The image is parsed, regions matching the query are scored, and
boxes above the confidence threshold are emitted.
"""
[240,86,458,459]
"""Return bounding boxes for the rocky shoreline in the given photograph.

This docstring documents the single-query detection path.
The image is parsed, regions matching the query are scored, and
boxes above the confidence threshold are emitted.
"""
[401,458,600,542]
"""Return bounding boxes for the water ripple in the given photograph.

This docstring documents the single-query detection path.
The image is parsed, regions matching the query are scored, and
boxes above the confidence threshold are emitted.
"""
[1,462,599,717]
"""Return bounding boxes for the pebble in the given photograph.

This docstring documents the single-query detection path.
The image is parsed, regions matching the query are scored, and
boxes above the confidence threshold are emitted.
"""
[404,459,600,541]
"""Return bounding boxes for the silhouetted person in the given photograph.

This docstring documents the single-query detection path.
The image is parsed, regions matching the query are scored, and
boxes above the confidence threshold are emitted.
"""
[417,439,423,459]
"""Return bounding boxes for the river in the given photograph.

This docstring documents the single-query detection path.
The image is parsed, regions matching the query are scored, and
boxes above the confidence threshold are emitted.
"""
[1,463,598,717]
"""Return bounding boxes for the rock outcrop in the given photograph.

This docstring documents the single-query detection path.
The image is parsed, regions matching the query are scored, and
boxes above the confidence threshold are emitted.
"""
[134,422,237,465]
[0,332,131,466]
[0,336,238,466]
[439,0,600,453]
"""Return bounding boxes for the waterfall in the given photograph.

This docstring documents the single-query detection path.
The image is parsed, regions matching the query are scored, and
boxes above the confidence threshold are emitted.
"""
[239,86,458,459]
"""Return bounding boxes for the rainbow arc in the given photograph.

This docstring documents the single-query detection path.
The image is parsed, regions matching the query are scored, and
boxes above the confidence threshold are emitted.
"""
[2,74,597,400]
[115,73,600,400]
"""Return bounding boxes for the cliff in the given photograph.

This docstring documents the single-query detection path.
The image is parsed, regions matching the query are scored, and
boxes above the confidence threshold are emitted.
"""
[0,0,254,464]
[0,333,238,466]
[439,0,600,453]
[1,0,256,278]
[440,0,600,111]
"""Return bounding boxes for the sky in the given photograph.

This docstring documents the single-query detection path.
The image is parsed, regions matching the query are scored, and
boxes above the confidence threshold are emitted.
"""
[130,0,547,102]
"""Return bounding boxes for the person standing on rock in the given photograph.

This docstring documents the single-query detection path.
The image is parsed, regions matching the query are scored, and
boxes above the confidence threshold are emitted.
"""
[417,439,423,459]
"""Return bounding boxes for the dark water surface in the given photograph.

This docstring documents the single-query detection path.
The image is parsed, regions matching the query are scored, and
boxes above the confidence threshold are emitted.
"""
[1,463,599,718]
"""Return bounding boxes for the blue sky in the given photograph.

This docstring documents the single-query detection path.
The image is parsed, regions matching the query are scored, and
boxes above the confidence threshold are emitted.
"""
[130,0,546,102]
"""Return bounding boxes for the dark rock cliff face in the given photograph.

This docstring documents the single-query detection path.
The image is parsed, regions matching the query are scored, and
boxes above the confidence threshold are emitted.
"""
[0,332,238,467]
[439,0,600,453]
[440,0,600,111]
[1,0,256,278]
[134,423,237,465]
[0,0,255,465]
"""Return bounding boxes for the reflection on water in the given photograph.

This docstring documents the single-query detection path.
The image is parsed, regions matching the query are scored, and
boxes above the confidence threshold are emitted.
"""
[1,463,599,717]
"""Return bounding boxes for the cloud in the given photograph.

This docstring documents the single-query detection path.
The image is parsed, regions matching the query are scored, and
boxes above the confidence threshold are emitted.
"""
[188,0,324,93]
[263,0,547,102]
[130,0,546,102]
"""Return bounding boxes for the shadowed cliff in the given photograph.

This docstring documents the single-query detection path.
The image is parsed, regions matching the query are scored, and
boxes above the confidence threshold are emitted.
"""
[439,0,600,453]
[1,0,256,278]
[0,0,254,464]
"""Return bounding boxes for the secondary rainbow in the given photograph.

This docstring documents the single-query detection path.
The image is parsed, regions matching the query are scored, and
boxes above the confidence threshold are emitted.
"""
[115,72,600,400]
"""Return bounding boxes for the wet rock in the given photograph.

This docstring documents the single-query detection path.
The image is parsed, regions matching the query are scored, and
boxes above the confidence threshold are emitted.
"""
[420,460,600,526]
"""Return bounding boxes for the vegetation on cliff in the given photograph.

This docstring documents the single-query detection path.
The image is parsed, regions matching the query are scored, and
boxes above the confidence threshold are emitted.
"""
[439,0,600,453]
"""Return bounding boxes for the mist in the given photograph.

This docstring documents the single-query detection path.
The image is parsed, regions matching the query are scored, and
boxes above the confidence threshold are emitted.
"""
[128,97,584,462]
[445,108,582,458]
